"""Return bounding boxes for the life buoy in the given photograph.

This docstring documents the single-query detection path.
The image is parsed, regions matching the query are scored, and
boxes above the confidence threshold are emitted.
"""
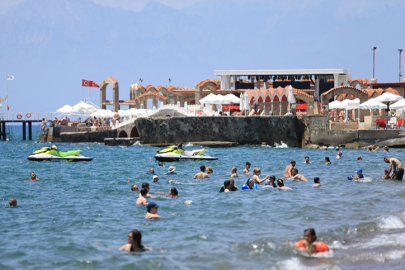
[17,114,22,119]
[26,113,31,118]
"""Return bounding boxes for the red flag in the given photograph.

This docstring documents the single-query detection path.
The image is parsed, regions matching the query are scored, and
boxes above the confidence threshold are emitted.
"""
[82,79,100,88]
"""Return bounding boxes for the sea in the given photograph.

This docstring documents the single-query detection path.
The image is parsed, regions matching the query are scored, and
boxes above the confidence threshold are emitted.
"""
[2,125,405,269]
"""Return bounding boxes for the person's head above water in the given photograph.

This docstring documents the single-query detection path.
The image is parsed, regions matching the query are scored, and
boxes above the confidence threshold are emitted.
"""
[325,157,331,163]
[292,168,298,175]
[9,198,17,207]
[131,185,139,191]
[335,147,339,151]
[231,167,237,173]
[140,188,148,197]
[323,146,327,150]
[314,177,320,184]
[158,162,163,166]
[305,156,310,162]
[291,160,296,166]
[355,168,363,175]
[247,178,255,189]
[384,157,390,163]
[277,179,284,187]
[224,180,230,189]
[207,166,213,173]
[357,155,363,160]
[127,230,144,249]
[229,177,235,185]
[200,165,206,172]
[149,168,155,174]
[368,147,372,151]
[253,168,261,175]
[152,175,159,183]
[146,202,160,213]
[168,166,175,173]
[245,162,251,168]
[304,228,317,245]
[338,151,342,156]
[30,172,36,180]
[141,183,150,192]
[170,187,178,196]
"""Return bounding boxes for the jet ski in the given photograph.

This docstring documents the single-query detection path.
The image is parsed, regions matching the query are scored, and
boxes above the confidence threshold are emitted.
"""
[27,145,93,162]
[154,143,218,162]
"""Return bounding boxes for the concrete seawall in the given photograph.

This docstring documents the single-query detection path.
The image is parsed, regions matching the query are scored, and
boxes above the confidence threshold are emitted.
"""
[135,116,303,147]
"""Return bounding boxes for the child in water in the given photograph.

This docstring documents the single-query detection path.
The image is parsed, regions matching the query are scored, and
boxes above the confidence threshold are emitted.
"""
[325,157,331,165]
[313,177,321,187]
[295,228,329,254]
[383,169,391,180]
[351,168,364,180]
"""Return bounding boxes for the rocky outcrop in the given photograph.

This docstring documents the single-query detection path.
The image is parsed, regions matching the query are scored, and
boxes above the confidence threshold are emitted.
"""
[135,116,303,147]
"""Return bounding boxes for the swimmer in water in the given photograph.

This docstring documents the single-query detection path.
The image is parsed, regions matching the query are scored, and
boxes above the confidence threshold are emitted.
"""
[169,187,178,198]
[252,168,270,184]
[325,157,331,165]
[152,175,159,183]
[335,147,339,151]
[357,155,362,160]
[336,151,342,159]
[219,180,231,192]
[229,178,238,191]
[323,146,327,151]
[140,183,155,198]
[284,160,296,177]
[313,177,321,187]
[295,228,329,254]
[384,157,404,180]
[119,230,152,252]
[206,166,213,174]
[131,185,139,192]
[145,202,161,219]
[26,172,41,182]
[165,166,176,175]
[136,188,148,205]
[193,165,210,179]
[9,198,17,207]
[367,146,372,152]
[289,168,308,182]
[264,175,277,188]
[351,168,364,180]
[158,162,163,167]
[231,167,238,178]
[303,156,311,164]
[243,162,251,174]
[277,179,292,190]
[384,146,390,152]
[383,169,391,179]
[149,168,155,174]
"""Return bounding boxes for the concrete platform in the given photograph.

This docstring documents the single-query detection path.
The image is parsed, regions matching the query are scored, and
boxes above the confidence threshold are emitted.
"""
[144,141,239,148]
[104,137,140,146]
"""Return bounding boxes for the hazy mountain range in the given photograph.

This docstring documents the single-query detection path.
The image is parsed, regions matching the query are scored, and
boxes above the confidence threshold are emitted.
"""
[0,0,404,112]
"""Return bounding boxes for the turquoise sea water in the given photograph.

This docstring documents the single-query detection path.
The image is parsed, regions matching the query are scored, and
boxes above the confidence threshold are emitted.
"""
[2,126,405,269]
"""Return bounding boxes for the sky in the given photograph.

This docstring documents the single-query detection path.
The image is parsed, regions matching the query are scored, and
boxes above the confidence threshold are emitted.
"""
[0,0,404,114]
[0,0,203,13]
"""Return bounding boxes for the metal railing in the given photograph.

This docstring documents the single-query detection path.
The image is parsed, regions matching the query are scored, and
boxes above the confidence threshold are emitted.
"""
[0,112,58,121]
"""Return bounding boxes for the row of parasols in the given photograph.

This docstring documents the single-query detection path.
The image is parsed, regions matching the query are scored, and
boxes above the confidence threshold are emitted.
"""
[328,92,405,110]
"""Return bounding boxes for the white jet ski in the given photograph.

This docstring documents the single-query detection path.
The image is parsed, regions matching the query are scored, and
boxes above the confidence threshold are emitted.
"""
[154,143,218,162]
[27,146,93,162]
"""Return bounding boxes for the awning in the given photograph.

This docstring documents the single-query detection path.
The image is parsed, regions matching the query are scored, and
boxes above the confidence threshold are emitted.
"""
[296,104,307,110]
[222,106,240,110]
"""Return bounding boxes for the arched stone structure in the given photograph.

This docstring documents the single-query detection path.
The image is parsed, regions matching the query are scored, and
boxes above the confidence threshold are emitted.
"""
[130,126,139,137]
[100,76,119,111]
[195,79,220,104]
[119,130,128,138]
[134,92,168,109]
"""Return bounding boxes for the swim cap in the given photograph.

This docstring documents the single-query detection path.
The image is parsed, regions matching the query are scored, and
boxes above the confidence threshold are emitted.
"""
[355,168,363,173]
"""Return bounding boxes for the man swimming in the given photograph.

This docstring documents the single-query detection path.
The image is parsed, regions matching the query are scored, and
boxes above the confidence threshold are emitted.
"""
[277,179,292,190]
[243,162,251,174]
[26,172,41,182]
[303,156,311,164]
[9,198,17,207]
[289,168,308,182]
[229,178,238,191]
[131,185,139,191]
[384,157,404,180]
[152,175,159,183]
[336,151,342,159]
[193,165,210,179]
[149,168,155,174]
[219,180,231,192]
[231,167,238,178]
[136,188,148,205]
[284,160,296,177]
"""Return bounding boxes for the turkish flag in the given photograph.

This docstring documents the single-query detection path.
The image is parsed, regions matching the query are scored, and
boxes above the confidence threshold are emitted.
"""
[82,79,100,88]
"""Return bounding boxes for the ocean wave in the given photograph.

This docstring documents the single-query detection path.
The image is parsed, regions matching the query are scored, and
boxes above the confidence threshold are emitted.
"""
[377,216,405,229]
[274,141,288,148]
[279,257,340,270]
[133,141,142,146]
[184,143,193,147]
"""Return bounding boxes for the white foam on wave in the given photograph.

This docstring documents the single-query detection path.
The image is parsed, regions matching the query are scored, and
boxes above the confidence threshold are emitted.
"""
[184,143,193,147]
[329,240,348,250]
[274,141,288,148]
[133,141,142,146]
[378,216,405,229]
[184,199,192,205]
[349,233,405,249]
[279,257,341,270]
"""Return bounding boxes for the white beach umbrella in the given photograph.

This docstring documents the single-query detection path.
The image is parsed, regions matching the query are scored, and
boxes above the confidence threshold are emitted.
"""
[90,109,115,118]
[389,99,405,109]
[239,95,244,110]
[358,98,387,109]
[72,101,96,111]
[287,85,296,104]
[199,93,217,104]
[244,92,249,109]
[118,110,130,117]
[341,98,360,110]
[223,94,241,104]
[56,104,78,114]
[374,92,403,102]
[328,100,344,110]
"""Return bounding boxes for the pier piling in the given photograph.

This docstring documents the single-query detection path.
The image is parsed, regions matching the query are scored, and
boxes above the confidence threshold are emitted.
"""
[28,121,32,140]
[22,121,26,140]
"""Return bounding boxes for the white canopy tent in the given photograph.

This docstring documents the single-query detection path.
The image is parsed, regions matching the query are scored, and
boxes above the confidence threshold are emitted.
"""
[90,109,115,118]
[56,104,78,114]
[359,98,387,109]
[374,92,403,103]
[389,99,405,109]
[223,94,240,104]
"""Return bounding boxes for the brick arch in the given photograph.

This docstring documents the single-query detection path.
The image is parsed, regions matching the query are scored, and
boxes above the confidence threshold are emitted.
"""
[281,95,288,101]
[156,85,168,96]
[321,86,369,106]
[273,95,279,101]
[196,79,220,91]
[265,96,271,102]
[119,130,128,138]
[135,92,168,103]
[258,97,263,102]
[130,126,139,137]
[293,88,314,104]
[100,76,119,111]
[145,85,158,93]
